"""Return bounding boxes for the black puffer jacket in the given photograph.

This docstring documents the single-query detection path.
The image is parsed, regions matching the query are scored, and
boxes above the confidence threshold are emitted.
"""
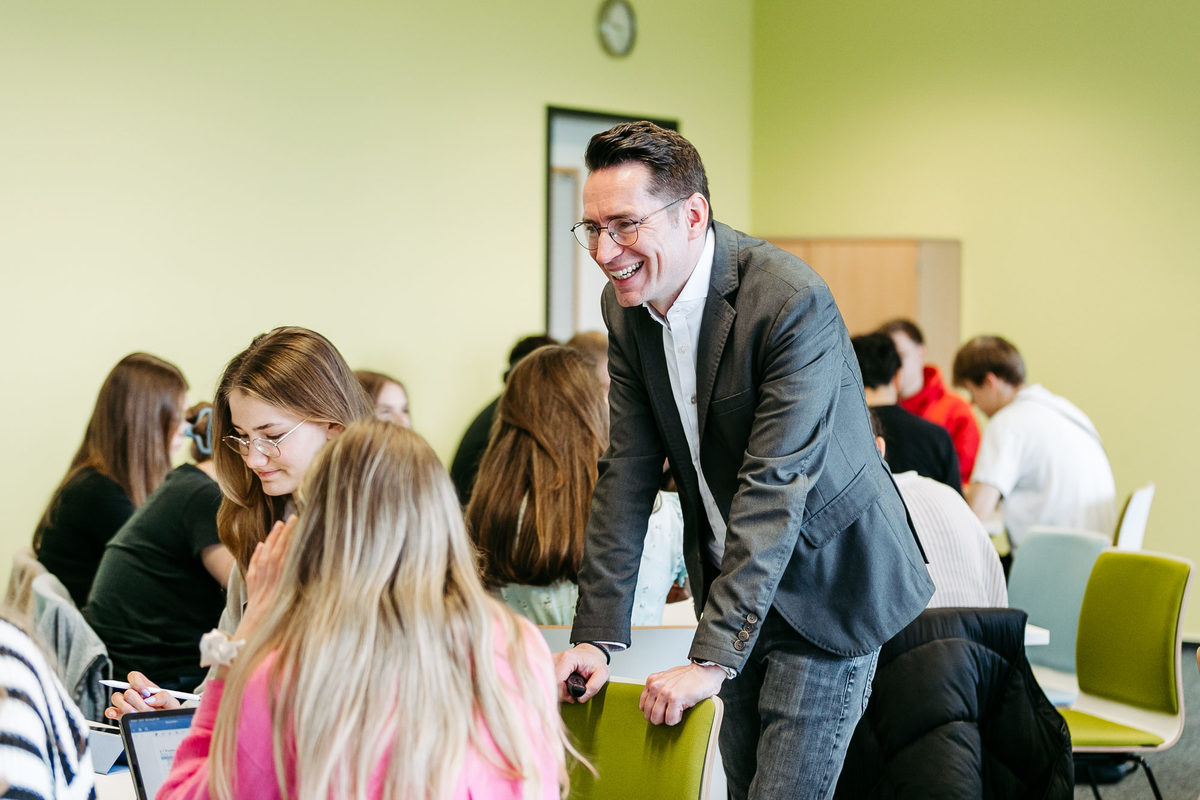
[835,607,1073,799]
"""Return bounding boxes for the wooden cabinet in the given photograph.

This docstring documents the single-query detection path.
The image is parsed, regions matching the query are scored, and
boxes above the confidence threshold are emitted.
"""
[763,237,962,375]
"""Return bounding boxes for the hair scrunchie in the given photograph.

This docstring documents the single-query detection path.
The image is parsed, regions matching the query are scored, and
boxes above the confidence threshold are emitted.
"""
[199,629,246,668]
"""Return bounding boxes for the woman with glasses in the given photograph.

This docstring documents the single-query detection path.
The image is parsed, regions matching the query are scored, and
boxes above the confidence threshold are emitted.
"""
[158,419,569,800]
[34,352,189,607]
[86,402,236,692]
[106,327,373,718]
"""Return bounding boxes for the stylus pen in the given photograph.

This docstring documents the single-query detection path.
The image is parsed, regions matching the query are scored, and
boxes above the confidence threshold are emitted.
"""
[100,679,200,702]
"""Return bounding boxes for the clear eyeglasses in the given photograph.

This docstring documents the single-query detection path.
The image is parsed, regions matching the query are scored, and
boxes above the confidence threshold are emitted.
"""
[221,418,307,459]
[570,196,687,251]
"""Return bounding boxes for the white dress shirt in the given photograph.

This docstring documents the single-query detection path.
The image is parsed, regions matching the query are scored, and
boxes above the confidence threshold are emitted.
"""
[644,228,727,563]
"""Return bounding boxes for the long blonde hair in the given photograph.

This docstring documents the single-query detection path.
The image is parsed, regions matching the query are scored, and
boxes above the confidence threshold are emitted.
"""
[35,352,186,550]
[213,327,373,572]
[209,420,570,800]
[467,346,608,587]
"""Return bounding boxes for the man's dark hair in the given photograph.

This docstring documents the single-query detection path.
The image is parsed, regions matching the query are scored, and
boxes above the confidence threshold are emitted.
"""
[505,334,558,381]
[877,318,925,346]
[868,408,884,441]
[852,333,902,390]
[952,335,1026,387]
[585,121,712,223]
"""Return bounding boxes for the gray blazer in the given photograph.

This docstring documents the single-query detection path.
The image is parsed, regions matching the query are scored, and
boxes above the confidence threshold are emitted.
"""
[571,222,934,669]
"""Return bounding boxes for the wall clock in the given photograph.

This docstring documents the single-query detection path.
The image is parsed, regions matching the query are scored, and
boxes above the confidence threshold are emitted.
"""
[597,0,636,58]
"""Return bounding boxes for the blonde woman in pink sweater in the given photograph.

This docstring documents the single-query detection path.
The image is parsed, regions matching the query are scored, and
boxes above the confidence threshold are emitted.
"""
[158,419,569,800]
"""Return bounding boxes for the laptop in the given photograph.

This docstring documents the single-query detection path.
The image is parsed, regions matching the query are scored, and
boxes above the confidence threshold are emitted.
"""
[118,707,196,800]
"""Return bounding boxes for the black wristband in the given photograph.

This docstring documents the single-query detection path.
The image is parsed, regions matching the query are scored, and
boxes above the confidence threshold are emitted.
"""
[576,641,611,664]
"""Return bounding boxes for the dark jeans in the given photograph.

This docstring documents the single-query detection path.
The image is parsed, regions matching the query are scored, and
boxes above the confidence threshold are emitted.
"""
[718,610,879,800]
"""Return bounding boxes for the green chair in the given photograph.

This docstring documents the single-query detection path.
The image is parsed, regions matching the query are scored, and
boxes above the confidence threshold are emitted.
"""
[561,679,723,800]
[1058,550,1192,799]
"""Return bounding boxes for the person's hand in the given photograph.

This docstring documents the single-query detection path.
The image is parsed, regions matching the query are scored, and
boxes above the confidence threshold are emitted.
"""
[553,643,610,703]
[232,515,297,643]
[103,671,180,721]
[640,662,726,726]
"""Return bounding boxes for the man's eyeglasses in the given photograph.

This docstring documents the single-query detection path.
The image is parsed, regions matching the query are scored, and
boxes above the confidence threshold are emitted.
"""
[222,419,307,459]
[570,197,687,251]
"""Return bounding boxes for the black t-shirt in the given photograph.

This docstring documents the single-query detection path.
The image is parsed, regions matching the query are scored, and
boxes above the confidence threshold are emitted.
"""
[36,467,135,607]
[874,404,963,494]
[84,464,224,690]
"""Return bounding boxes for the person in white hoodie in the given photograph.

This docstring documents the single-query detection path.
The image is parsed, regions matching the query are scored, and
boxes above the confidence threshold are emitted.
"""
[952,335,1116,548]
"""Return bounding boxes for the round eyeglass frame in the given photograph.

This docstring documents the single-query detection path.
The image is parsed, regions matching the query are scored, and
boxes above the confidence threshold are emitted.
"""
[570,196,687,251]
[221,418,307,459]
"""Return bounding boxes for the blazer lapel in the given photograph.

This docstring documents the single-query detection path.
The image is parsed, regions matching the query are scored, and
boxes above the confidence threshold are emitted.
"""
[696,223,739,440]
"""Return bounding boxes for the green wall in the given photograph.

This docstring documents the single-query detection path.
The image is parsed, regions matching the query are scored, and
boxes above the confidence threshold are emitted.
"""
[5,0,1198,638]
[0,1,751,576]
[752,1,1200,634]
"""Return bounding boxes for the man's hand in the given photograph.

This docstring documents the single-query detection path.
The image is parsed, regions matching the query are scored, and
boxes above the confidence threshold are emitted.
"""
[553,643,610,703]
[640,662,726,726]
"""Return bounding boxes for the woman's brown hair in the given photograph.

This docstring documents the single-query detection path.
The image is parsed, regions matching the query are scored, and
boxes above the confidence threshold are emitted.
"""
[213,327,373,572]
[354,369,406,404]
[466,345,607,587]
[34,352,187,550]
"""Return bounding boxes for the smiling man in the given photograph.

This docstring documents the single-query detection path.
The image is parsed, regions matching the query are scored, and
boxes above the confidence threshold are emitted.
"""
[554,121,934,800]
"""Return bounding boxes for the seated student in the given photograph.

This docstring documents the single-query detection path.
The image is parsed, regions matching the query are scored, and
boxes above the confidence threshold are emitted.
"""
[852,332,962,492]
[103,326,374,720]
[85,402,235,693]
[450,334,557,505]
[870,412,1007,609]
[467,346,685,626]
[35,353,189,607]
[953,335,1117,548]
[0,611,95,800]
[355,369,412,427]
[157,420,568,800]
[880,318,981,485]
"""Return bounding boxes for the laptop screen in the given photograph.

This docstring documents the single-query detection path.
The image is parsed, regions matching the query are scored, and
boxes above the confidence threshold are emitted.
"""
[119,707,196,800]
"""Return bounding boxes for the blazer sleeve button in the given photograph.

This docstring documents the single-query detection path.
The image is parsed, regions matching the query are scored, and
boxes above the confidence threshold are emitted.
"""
[733,639,746,651]
[746,613,759,625]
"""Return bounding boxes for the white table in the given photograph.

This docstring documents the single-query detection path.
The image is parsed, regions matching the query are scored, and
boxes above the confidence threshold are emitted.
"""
[1025,623,1049,646]
[94,767,135,800]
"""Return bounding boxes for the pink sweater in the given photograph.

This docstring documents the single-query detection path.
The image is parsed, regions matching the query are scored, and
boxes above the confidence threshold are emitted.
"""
[158,618,560,800]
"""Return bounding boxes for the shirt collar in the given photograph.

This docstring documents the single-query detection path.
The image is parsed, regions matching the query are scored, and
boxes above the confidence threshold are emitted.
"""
[645,227,715,323]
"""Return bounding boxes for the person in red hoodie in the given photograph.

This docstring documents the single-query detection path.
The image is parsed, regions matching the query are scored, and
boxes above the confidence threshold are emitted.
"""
[879,319,980,485]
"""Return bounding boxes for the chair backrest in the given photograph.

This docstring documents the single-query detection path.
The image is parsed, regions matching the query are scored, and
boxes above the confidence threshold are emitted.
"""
[3,546,47,623]
[1114,482,1155,551]
[1006,526,1109,672]
[1075,550,1192,714]
[561,680,722,800]
[31,571,112,721]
